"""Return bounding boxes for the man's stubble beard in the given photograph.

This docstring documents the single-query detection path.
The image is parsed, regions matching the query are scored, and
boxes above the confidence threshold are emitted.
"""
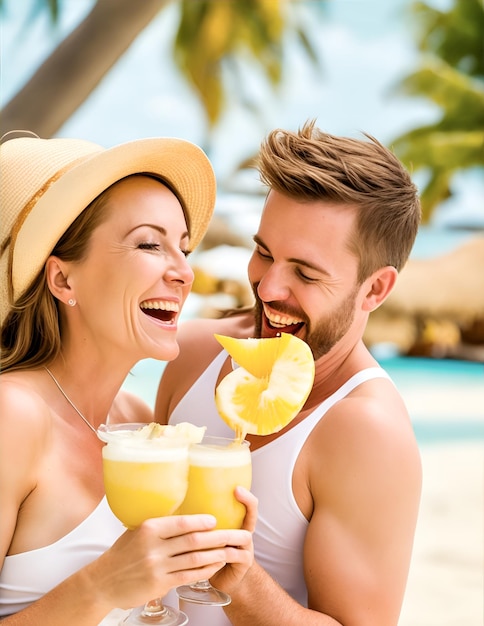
[252,283,359,361]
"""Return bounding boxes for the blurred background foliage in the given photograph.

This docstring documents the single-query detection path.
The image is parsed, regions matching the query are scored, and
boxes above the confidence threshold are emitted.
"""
[389,0,484,222]
[174,0,320,126]
[0,0,483,225]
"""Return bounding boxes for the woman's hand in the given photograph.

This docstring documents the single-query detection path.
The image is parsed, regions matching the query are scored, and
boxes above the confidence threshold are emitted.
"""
[208,486,258,595]
[88,500,256,611]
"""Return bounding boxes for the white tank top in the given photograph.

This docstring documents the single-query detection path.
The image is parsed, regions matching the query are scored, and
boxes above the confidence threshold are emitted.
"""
[0,496,125,617]
[169,350,392,625]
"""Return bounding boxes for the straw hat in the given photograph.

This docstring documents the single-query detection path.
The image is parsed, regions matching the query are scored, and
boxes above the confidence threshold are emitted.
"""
[0,132,216,327]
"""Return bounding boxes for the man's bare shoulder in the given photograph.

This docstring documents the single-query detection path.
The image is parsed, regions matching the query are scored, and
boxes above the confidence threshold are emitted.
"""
[111,389,153,424]
[155,311,254,421]
[176,312,255,354]
[308,376,421,500]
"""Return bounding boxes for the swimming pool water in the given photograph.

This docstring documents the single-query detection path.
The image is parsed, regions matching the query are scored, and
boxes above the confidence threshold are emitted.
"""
[378,357,484,444]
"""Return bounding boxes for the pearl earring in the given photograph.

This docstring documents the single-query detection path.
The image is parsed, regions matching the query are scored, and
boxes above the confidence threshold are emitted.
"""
[68,298,76,307]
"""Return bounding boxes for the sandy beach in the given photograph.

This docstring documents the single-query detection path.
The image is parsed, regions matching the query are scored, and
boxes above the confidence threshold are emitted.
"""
[399,441,483,626]
[389,360,483,625]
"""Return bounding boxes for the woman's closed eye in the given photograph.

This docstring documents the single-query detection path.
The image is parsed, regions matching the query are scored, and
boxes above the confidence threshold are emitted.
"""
[138,241,191,259]
[137,242,160,251]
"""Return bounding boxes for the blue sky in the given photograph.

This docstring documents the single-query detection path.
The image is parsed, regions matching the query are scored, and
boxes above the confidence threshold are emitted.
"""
[1,0,482,227]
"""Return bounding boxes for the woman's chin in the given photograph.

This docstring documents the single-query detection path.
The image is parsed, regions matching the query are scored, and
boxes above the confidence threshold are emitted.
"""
[151,339,180,363]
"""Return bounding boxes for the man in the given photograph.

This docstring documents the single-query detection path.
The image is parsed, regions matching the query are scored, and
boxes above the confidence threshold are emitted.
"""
[155,120,422,626]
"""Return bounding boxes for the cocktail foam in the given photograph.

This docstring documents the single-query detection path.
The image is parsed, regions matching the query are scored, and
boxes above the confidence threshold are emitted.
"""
[188,442,250,467]
[102,441,188,462]
[97,421,205,447]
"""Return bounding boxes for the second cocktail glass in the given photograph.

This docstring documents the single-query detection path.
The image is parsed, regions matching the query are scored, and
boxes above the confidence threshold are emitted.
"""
[175,436,252,606]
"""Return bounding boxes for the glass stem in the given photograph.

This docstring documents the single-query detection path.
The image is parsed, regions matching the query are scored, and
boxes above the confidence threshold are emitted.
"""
[141,598,169,617]
[190,579,212,591]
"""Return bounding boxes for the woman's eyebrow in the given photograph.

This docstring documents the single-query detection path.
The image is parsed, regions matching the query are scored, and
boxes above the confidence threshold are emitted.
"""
[126,223,167,236]
[126,224,189,241]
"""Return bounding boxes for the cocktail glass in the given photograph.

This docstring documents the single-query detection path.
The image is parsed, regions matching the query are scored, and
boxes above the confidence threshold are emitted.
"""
[98,423,190,626]
[175,435,252,606]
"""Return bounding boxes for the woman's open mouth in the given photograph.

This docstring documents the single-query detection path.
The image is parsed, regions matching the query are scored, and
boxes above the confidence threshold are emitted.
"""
[140,299,179,324]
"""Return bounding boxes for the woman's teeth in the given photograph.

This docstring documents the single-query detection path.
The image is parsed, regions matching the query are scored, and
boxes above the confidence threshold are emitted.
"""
[140,300,179,312]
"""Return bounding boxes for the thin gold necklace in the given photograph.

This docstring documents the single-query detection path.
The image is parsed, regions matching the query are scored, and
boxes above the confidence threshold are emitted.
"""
[44,366,98,435]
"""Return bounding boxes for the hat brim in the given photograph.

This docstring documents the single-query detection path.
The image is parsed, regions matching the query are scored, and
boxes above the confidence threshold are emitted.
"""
[12,137,216,301]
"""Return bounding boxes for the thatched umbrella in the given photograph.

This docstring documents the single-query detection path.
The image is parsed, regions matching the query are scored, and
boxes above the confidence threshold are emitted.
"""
[382,236,484,325]
[365,235,484,359]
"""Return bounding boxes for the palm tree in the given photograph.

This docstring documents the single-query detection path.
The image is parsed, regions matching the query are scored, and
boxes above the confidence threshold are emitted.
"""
[0,0,319,138]
[390,0,484,223]
[174,0,319,127]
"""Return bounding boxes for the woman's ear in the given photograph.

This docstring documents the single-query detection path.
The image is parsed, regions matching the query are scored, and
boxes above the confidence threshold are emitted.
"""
[361,266,398,312]
[45,256,75,305]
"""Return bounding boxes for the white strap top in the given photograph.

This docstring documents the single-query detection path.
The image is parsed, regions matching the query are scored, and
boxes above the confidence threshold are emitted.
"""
[0,496,125,616]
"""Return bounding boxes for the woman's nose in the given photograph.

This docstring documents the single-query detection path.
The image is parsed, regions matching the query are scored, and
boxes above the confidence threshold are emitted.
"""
[165,254,194,286]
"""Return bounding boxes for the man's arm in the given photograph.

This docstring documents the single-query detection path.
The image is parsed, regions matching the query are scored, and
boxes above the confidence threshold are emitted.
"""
[224,560,342,625]
[225,387,422,626]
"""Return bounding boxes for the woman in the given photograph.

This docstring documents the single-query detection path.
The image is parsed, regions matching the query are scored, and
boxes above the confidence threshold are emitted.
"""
[0,132,256,624]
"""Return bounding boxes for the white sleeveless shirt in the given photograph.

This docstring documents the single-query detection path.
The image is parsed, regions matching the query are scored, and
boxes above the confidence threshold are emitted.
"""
[169,350,392,625]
